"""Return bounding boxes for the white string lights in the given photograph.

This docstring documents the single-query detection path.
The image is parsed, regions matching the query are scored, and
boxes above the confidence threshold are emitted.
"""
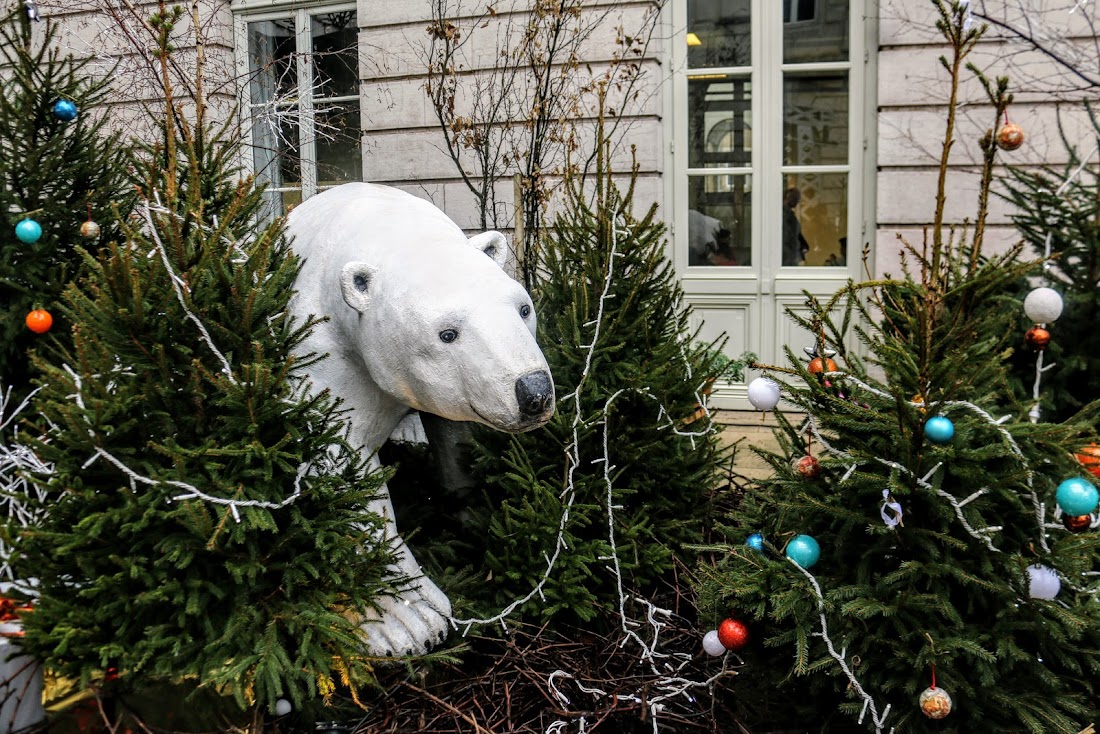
[447,213,731,733]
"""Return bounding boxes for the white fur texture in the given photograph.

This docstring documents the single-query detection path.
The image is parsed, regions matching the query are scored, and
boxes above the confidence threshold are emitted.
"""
[285,183,554,656]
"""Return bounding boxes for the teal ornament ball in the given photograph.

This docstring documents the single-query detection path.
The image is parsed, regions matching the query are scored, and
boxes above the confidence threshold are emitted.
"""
[53,99,78,121]
[15,218,42,244]
[1056,477,1099,517]
[746,533,765,552]
[785,534,820,569]
[924,416,955,444]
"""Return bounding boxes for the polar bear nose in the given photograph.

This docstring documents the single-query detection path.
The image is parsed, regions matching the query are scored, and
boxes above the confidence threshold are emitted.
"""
[515,370,554,418]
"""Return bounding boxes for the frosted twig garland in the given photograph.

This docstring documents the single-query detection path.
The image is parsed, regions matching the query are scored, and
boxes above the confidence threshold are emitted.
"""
[790,557,894,734]
[447,217,627,634]
[803,379,1025,551]
[0,385,52,585]
[449,215,725,733]
[140,198,237,383]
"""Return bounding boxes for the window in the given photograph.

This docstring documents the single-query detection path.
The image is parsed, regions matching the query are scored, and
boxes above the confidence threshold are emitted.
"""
[784,0,816,24]
[235,4,362,216]
[671,0,869,404]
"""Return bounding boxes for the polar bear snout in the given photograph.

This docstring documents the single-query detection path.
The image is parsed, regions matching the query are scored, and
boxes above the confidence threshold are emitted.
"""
[515,370,555,424]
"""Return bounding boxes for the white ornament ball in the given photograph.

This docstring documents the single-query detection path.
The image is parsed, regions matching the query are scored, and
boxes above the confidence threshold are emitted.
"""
[1027,564,1060,600]
[1023,287,1063,324]
[702,629,726,657]
[274,698,292,716]
[747,377,781,411]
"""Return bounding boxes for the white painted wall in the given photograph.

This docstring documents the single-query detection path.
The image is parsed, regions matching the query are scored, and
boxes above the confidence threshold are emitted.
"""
[875,0,1099,278]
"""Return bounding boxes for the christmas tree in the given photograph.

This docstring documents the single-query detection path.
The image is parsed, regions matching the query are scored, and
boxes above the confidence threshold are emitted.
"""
[458,118,739,627]
[10,7,399,723]
[1000,109,1100,422]
[698,3,1100,733]
[0,7,132,398]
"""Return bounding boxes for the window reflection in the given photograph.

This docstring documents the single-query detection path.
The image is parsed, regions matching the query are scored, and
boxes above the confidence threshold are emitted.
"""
[784,73,848,166]
[689,175,751,267]
[687,0,751,68]
[784,0,849,63]
[689,76,751,169]
[781,175,847,267]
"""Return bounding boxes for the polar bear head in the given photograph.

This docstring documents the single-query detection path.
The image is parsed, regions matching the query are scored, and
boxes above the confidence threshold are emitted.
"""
[337,231,554,433]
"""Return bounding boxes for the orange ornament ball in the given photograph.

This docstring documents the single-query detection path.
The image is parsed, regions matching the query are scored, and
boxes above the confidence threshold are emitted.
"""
[808,357,838,375]
[717,618,749,651]
[1062,513,1092,533]
[1025,326,1051,350]
[996,122,1025,151]
[1075,444,1100,479]
[25,309,52,334]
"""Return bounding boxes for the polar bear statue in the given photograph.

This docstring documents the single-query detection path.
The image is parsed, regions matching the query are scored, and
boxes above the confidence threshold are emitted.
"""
[285,183,555,656]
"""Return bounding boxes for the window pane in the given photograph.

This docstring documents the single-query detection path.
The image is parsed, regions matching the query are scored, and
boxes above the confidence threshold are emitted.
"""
[688,75,751,169]
[688,175,751,267]
[687,0,751,69]
[315,106,362,186]
[781,174,847,267]
[252,113,301,189]
[248,19,297,103]
[312,11,359,98]
[784,0,849,63]
[262,189,303,218]
[784,72,848,166]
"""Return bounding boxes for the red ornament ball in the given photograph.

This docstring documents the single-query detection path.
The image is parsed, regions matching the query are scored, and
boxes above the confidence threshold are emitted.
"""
[808,357,838,375]
[1025,325,1051,350]
[996,122,1025,151]
[1062,513,1091,533]
[717,618,749,651]
[1075,444,1100,479]
[25,309,52,334]
[795,455,821,479]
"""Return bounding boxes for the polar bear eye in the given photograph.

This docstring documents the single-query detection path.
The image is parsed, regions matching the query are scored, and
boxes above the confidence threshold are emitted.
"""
[519,304,531,319]
[439,329,459,343]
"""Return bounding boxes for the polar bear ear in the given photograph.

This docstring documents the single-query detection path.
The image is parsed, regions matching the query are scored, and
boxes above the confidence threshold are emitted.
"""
[468,231,510,270]
[340,261,377,314]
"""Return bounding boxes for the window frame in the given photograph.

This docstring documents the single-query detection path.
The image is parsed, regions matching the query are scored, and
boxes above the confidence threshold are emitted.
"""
[233,0,360,209]
[668,0,872,280]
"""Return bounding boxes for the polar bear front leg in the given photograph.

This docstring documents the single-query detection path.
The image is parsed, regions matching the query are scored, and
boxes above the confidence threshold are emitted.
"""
[359,492,453,656]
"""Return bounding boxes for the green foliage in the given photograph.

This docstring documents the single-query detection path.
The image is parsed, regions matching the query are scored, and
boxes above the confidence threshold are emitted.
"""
[1000,105,1100,421]
[463,144,730,626]
[11,84,398,713]
[0,9,133,398]
[699,4,1100,732]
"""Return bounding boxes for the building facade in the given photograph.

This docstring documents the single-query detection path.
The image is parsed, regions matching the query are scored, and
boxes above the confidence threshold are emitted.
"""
[40,0,1093,409]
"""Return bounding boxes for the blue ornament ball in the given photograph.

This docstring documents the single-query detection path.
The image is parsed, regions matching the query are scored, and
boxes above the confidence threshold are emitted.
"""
[924,416,955,445]
[745,533,765,552]
[53,99,78,121]
[15,218,42,244]
[785,534,821,569]
[1056,477,1099,517]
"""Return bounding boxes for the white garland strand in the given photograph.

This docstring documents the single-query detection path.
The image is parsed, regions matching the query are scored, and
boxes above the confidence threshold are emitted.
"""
[789,557,894,734]
[445,214,729,733]
[0,385,51,587]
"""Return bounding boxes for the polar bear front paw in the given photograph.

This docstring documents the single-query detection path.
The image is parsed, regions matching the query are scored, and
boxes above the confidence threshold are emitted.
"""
[360,575,452,657]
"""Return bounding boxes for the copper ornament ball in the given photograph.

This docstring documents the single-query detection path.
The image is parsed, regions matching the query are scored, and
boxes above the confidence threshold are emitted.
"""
[919,686,953,720]
[1025,325,1051,350]
[996,122,1025,151]
[795,455,821,479]
[808,357,837,375]
[80,220,101,239]
[1062,513,1092,533]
